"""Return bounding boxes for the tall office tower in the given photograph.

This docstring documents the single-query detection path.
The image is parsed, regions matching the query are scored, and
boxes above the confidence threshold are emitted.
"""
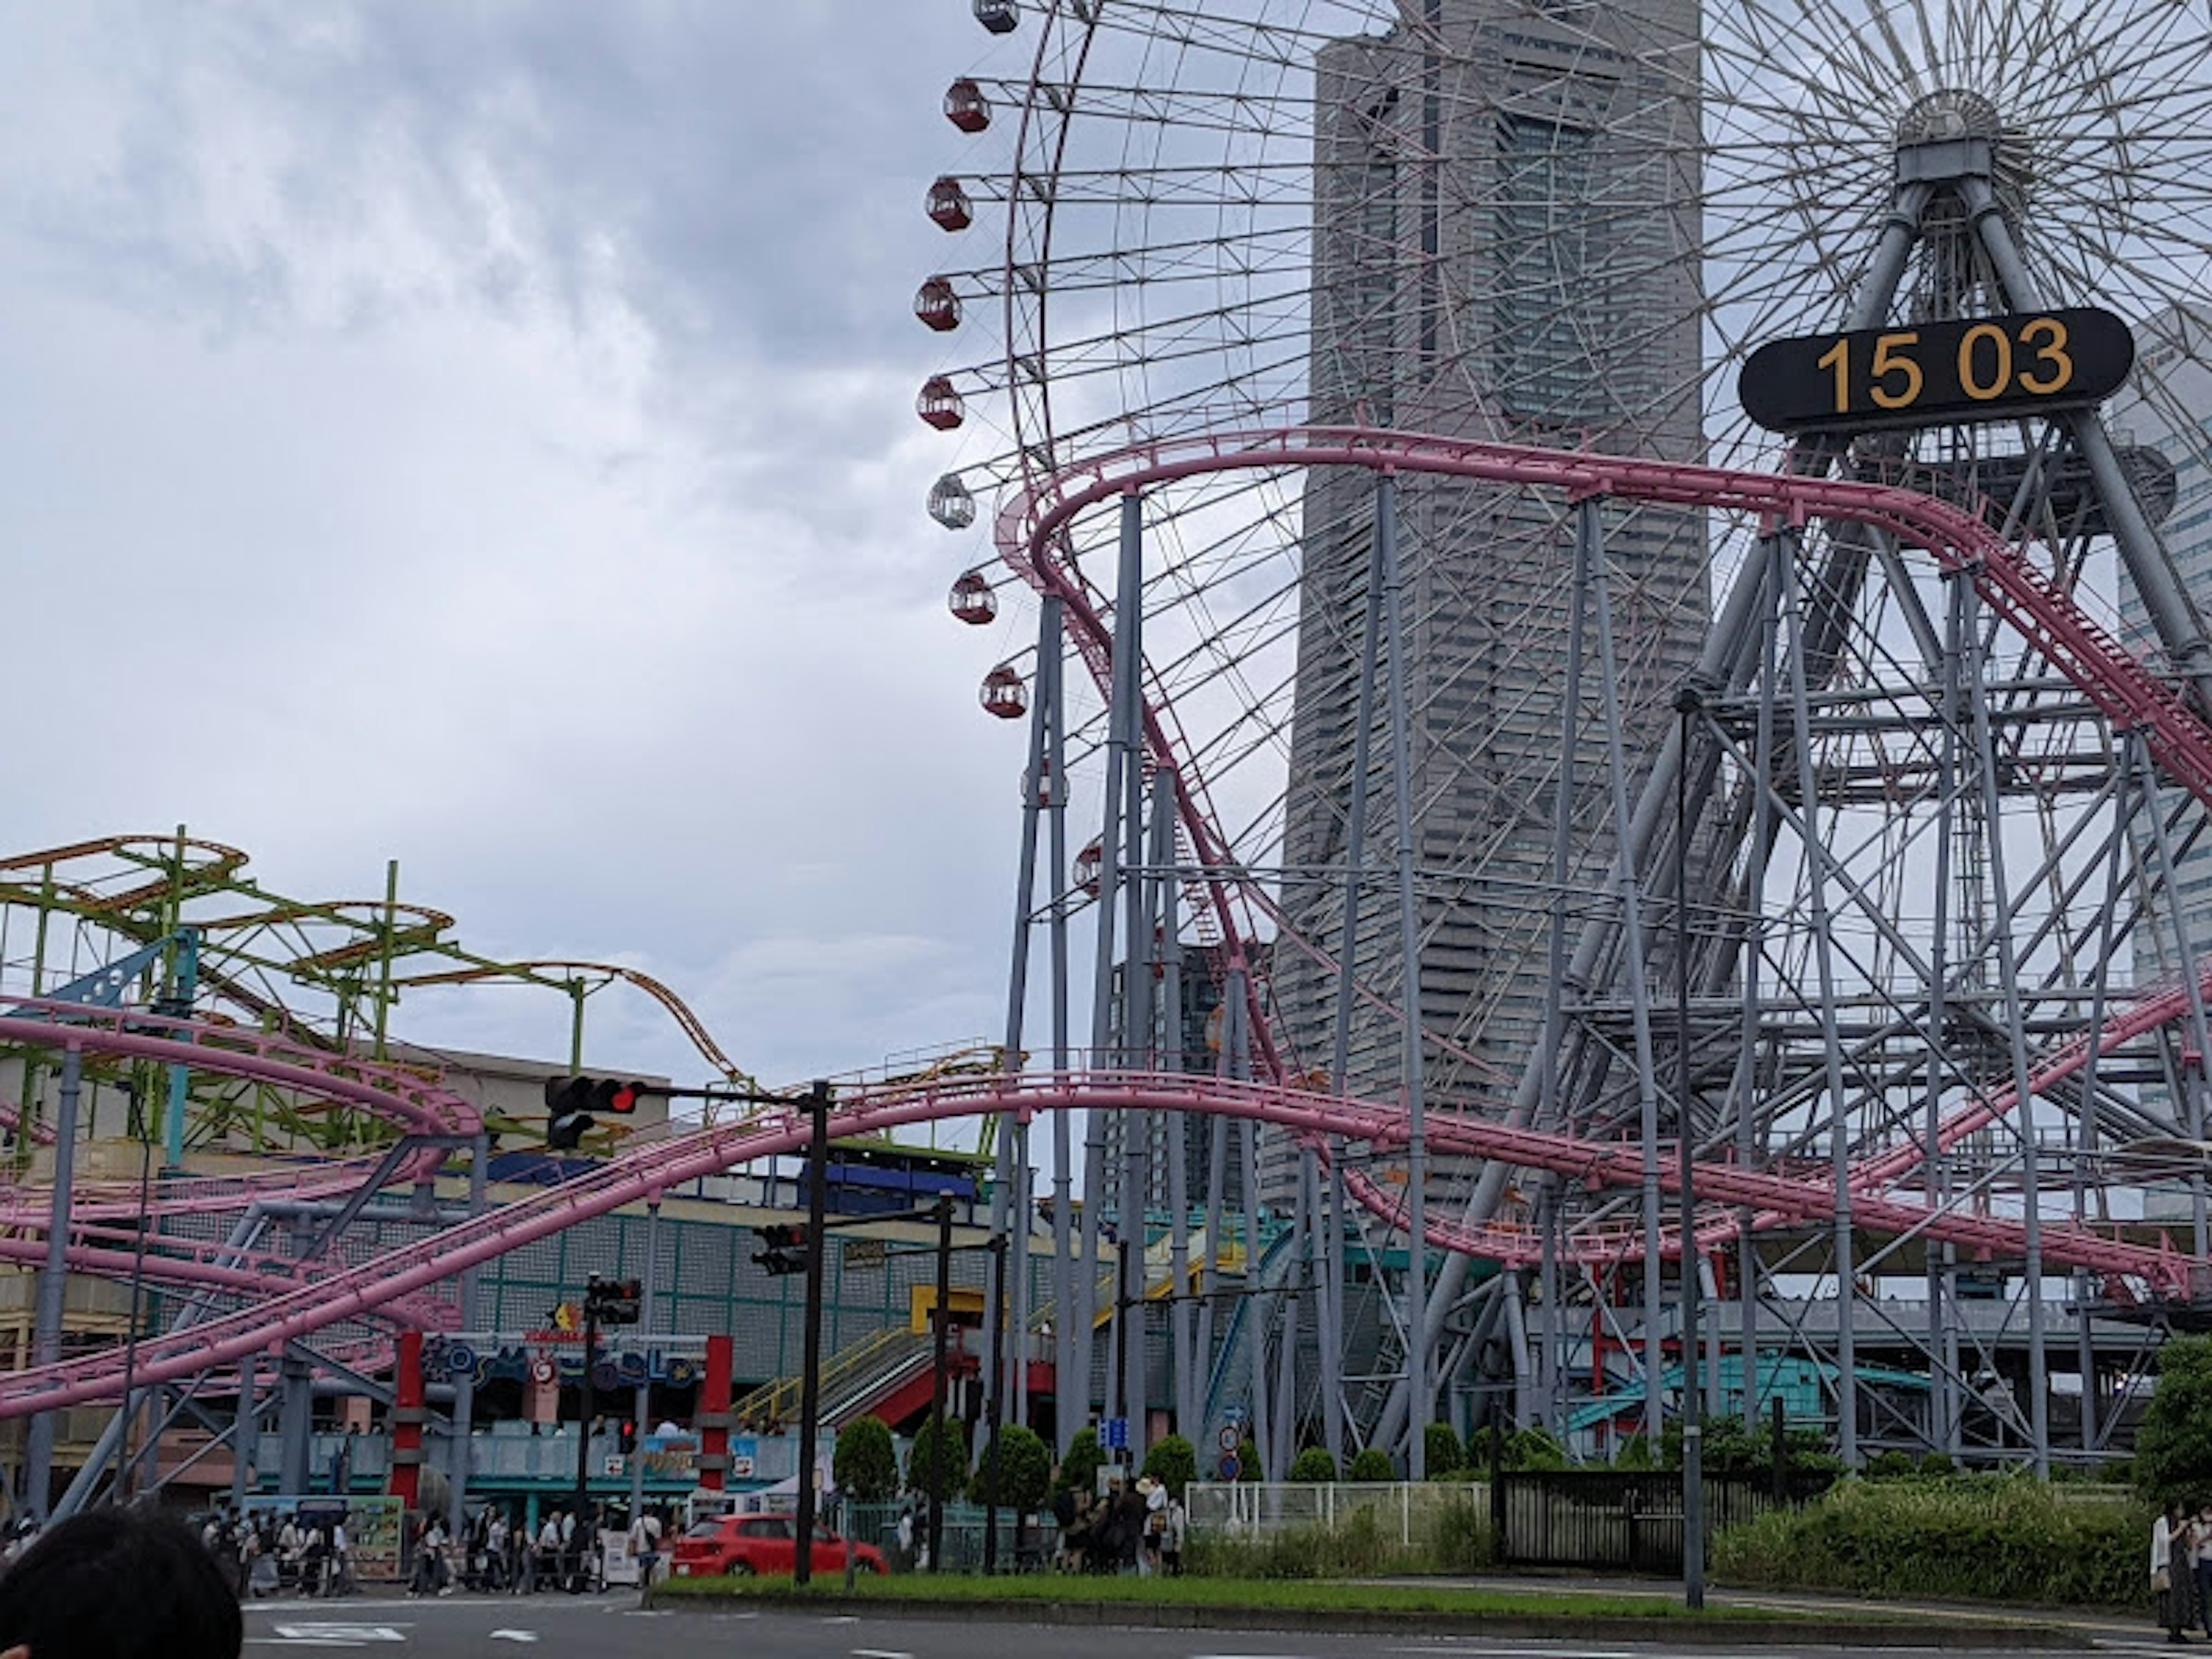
[2113,305,2208,1204]
[1272,4,1710,1206]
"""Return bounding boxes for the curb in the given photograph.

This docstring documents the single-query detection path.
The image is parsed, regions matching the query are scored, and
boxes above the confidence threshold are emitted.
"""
[645,1590,2086,1647]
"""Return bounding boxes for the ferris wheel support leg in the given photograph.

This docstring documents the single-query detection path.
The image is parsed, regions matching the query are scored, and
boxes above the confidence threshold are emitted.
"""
[1158,777,1196,1440]
[1535,1180,1560,1430]
[1308,1145,1343,1467]
[1923,575,1965,1456]
[1196,1066,1230,1455]
[1777,528,1862,1467]
[1960,581,2054,1477]
[1084,495,1147,1444]
[1959,177,2212,718]
[1242,1109,1269,1479]
[999,586,1052,1437]
[1585,498,1672,1449]
[1039,597,1078,1453]
[1374,474,1433,1475]
[1323,477,1393,1461]
[1733,540,1783,1431]
[2071,736,2136,1459]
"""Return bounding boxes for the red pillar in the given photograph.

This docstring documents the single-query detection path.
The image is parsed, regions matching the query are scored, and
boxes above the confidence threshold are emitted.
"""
[697,1334,734,1493]
[390,1330,425,1506]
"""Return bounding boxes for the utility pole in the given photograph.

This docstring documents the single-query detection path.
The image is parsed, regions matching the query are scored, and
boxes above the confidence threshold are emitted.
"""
[573,1274,601,1549]
[926,1194,955,1573]
[794,1081,831,1586]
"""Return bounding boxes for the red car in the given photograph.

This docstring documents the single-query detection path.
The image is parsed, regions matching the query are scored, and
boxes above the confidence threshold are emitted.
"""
[669,1514,888,1578]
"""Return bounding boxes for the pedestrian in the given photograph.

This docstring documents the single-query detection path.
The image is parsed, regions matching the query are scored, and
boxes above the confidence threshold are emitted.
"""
[0,1508,241,1659]
[2157,1499,2192,1643]
[1115,1475,1146,1576]
[558,1505,579,1592]
[534,1510,561,1594]
[1138,1475,1165,1577]
[1162,1492,1187,1578]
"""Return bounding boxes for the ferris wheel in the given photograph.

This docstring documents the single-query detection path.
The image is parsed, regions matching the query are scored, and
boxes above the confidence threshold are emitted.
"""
[920,0,2212,1473]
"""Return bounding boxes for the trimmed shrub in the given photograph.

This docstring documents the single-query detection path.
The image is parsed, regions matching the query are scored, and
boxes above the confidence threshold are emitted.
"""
[1918,1452,1955,1479]
[1054,1427,1104,1498]
[1142,1433,1198,1498]
[1866,1449,1919,1480]
[969,1423,1051,1511]
[905,1412,969,1502]
[1238,1436,1263,1484]
[1425,1422,1465,1475]
[1289,1446,1339,1484]
[1348,1448,1396,1482]
[833,1415,899,1503]
[1713,1475,2147,1609]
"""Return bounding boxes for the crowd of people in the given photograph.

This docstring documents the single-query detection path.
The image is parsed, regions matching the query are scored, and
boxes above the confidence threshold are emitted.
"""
[2153,1499,2212,1642]
[200,1505,351,1600]
[406,1501,669,1596]
[1049,1471,1185,1576]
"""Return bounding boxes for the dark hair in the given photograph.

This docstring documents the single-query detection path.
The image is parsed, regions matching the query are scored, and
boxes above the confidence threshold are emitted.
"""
[0,1508,240,1659]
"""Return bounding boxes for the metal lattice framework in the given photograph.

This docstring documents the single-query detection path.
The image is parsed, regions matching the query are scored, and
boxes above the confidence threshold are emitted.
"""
[919,0,2212,1475]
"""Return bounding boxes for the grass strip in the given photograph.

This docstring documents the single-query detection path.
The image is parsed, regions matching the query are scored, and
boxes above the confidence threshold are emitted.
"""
[653,1572,1880,1622]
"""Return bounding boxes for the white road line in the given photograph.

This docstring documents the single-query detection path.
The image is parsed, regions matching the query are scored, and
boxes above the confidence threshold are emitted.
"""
[488,1633,540,1644]
[851,1647,915,1658]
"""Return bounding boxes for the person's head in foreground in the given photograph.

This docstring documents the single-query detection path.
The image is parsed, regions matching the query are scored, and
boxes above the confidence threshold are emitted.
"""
[0,1508,240,1659]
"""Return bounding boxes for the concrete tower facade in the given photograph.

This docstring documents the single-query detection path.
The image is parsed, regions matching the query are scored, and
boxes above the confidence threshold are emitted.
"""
[1272,2,1710,1204]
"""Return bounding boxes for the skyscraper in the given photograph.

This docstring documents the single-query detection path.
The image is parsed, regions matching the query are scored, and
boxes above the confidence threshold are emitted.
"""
[1273,2,1710,1205]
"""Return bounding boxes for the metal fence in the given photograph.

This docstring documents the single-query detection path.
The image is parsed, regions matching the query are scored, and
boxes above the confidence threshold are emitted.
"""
[842,1500,1052,1574]
[1494,1471,1835,1574]
[1185,1481,1490,1546]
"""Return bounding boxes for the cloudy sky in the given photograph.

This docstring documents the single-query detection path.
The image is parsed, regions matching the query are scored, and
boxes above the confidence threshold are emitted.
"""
[0,4,1037,1090]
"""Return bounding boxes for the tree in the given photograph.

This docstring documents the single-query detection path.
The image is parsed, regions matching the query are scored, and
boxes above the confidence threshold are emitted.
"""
[969,1423,1052,1512]
[834,1415,899,1503]
[1237,1435,1263,1483]
[1289,1446,1339,1483]
[1142,1433,1198,1498]
[906,1412,970,1502]
[1425,1422,1465,1476]
[1348,1447,1395,1482]
[1054,1427,1105,1498]
[2139,1335,2212,1503]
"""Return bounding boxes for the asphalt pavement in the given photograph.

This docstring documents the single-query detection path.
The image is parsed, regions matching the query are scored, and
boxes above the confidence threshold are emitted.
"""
[240,1590,2175,1658]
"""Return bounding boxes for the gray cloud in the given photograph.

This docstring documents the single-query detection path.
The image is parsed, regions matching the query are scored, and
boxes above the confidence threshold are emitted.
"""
[0,2,1036,1090]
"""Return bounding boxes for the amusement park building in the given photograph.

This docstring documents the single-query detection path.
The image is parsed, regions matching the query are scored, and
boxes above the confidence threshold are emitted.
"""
[0,1040,1066,1513]
[1273,0,1710,1201]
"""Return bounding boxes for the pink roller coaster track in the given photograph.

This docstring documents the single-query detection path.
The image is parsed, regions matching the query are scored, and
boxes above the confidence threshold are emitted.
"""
[12,431,2212,1412]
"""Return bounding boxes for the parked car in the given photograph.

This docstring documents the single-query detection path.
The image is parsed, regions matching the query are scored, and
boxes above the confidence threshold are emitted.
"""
[669,1514,887,1578]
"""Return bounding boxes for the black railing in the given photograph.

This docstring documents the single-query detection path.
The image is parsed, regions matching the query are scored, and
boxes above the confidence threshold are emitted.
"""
[1494,1471,1835,1575]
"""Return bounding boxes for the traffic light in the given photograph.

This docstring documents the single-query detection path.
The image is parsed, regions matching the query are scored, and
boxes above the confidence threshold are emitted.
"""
[544,1075,595,1151]
[619,1419,638,1454]
[752,1224,808,1277]
[543,1077,652,1149]
[585,1275,643,1325]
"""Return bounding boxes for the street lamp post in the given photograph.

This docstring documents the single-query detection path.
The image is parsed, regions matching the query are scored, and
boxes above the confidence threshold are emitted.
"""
[794,1080,831,1586]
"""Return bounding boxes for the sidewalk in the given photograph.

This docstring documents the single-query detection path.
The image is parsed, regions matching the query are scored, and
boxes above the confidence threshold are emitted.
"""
[1399,1573,2152,1645]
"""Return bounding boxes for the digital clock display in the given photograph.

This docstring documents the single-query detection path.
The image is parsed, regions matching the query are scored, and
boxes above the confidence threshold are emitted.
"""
[1737,308,2135,433]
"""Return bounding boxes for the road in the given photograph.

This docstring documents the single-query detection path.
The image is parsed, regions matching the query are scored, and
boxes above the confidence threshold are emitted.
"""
[240,1590,2165,1658]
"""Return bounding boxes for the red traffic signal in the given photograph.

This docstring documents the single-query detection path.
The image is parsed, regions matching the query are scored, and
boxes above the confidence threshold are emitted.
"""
[588,1077,649,1115]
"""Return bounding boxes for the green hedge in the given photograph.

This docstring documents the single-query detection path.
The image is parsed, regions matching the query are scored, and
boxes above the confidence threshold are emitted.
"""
[1713,1476,2148,1609]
